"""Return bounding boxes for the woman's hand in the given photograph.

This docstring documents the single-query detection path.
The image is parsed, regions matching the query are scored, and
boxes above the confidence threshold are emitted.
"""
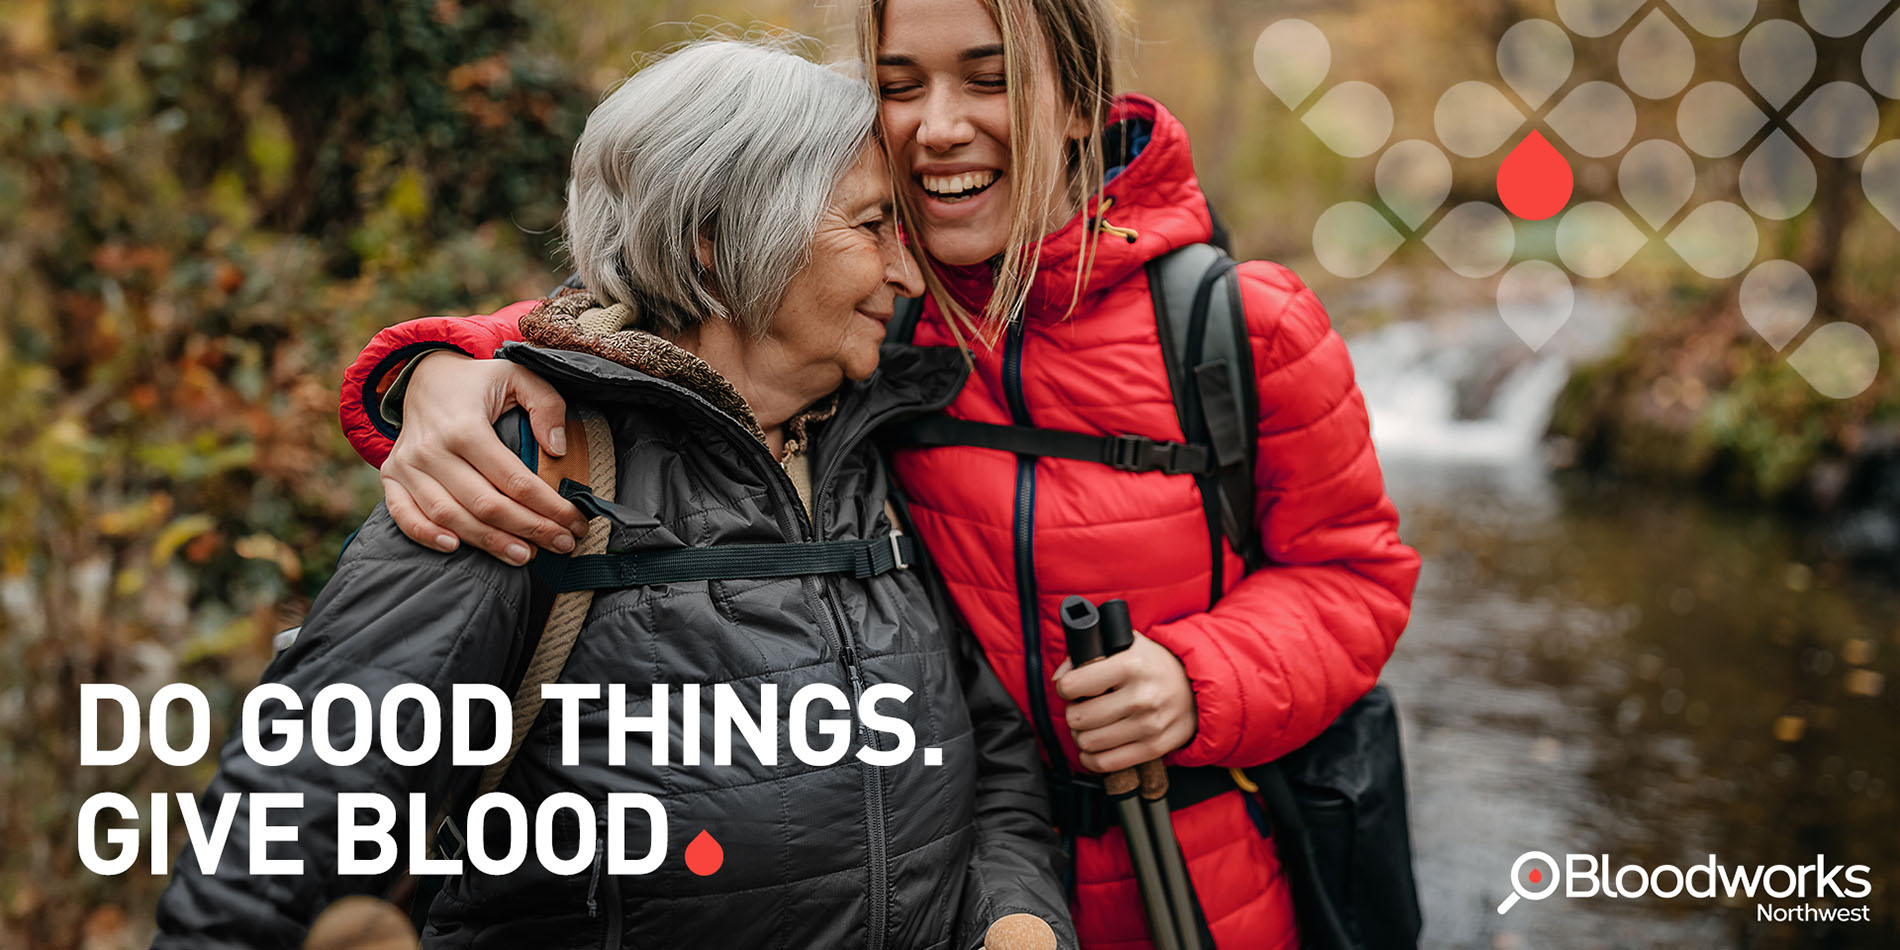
[1052,632,1198,774]
[380,351,589,566]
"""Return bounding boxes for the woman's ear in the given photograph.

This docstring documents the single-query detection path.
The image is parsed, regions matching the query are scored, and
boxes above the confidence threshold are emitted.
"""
[694,236,716,273]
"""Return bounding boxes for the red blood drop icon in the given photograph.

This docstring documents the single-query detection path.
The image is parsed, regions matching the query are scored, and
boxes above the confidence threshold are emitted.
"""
[685,829,724,876]
[1529,868,1543,884]
[1496,131,1573,221]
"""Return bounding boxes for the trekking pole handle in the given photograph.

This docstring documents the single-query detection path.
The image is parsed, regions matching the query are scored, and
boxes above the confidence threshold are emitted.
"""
[1070,597,1150,797]
[1063,596,1131,787]
[1060,596,1104,666]
[1097,599,1134,655]
[1095,600,1168,797]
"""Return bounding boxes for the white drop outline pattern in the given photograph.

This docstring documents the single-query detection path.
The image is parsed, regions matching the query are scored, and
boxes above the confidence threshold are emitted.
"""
[1255,0,1890,398]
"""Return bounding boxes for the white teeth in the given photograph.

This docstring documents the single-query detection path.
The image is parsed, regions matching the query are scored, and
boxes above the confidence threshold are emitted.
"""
[920,170,998,197]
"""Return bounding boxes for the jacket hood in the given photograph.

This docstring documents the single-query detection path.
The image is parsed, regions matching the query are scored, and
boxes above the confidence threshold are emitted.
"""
[934,94,1216,323]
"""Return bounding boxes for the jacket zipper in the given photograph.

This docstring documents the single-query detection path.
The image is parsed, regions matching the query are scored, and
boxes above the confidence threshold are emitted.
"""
[804,359,969,950]
[757,410,886,950]
[1002,320,1068,776]
[518,352,952,950]
[837,637,888,950]
[812,423,915,950]
[769,470,891,950]
[586,814,625,947]
[551,383,876,949]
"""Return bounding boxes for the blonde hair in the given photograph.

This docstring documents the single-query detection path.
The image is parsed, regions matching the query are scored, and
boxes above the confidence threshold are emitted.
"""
[858,0,1120,345]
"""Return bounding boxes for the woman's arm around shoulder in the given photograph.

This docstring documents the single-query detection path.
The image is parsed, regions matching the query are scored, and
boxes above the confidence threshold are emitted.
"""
[339,300,538,467]
[1144,259,1421,768]
[339,301,589,565]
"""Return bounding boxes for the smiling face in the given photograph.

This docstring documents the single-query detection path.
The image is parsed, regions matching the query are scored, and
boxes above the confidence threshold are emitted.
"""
[763,145,923,389]
[875,0,1080,267]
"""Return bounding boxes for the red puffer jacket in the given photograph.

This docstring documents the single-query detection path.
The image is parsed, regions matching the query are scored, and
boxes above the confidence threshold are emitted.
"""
[335,95,1419,950]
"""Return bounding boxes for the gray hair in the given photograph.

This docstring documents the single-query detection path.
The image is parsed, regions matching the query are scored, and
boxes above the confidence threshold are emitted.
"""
[563,40,878,336]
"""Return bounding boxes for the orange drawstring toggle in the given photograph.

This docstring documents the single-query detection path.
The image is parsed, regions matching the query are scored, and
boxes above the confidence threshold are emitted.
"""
[1089,196,1141,244]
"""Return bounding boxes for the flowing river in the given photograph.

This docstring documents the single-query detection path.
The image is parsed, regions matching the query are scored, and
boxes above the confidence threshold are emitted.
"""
[1349,290,1899,948]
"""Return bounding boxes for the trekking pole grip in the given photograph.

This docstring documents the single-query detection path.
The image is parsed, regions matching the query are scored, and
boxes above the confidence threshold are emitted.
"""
[1060,596,1103,666]
[1138,759,1170,800]
[1091,598,1166,798]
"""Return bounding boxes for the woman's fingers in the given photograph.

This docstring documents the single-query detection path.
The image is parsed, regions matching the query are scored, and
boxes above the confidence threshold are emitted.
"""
[1077,713,1196,772]
[1071,714,1148,754]
[504,364,571,458]
[397,466,534,566]
[380,350,584,563]
[455,429,589,543]
[382,476,458,553]
[1056,632,1199,772]
[1050,652,1122,701]
[1080,736,1176,775]
[395,353,588,545]
[1064,687,1139,734]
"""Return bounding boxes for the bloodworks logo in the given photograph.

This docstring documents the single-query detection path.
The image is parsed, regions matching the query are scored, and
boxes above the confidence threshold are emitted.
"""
[1255,0,1890,397]
[1498,851,1563,913]
[1497,850,1875,923]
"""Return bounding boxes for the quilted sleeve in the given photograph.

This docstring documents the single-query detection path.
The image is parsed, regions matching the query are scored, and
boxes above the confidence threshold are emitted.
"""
[952,615,1076,950]
[1145,260,1420,768]
[339,300,538,467]
[152,510,534,947]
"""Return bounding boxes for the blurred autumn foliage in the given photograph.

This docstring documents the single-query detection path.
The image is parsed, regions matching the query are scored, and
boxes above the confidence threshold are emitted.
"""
[0,0,595,944]
[0,0,862,943]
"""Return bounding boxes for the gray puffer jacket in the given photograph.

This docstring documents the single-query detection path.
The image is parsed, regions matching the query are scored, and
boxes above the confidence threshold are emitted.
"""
[153,300,1073,950]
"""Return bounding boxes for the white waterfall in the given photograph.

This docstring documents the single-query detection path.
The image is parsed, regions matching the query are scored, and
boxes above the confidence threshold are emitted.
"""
[1343,282,1631,464]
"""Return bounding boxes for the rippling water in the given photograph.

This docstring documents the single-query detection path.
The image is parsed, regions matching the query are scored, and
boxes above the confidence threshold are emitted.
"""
[1335,282,1897,947]
[1381,459,1898,948]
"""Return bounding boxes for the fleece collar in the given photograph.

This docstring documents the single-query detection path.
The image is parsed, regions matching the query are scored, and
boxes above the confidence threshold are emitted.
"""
[519,290,835,455]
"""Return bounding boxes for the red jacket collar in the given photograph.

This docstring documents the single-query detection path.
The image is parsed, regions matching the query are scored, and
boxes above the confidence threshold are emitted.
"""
[934,95,1215,324]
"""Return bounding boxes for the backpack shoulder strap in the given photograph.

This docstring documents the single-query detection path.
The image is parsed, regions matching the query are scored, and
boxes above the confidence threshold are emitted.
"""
[1147,244,1261,605]
[477,408,615,797]
[1147,244,1220,436]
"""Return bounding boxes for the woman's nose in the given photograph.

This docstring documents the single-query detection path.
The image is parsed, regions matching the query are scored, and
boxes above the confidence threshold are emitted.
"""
[885,232,926,299]
[915,90,975,152]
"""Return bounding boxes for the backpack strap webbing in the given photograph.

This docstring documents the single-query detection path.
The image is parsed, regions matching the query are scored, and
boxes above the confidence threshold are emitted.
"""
[879,414,1212,476]
[477,408,614,797]
[531,504,919,589]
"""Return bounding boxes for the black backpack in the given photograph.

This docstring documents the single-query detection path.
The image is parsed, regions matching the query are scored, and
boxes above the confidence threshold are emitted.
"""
[884,245,1423,950]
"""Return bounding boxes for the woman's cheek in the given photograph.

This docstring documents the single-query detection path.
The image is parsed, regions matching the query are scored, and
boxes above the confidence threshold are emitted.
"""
[843,326,881,381]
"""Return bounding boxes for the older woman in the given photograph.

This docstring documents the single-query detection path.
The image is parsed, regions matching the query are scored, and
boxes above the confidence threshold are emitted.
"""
[153,41,1071,949]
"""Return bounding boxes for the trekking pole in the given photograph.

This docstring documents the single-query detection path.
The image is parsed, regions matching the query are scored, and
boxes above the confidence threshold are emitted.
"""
[1061,596,1180,950]
[305,895,420,950]
[984,913,1059,950]
[1098,600,1205,950]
